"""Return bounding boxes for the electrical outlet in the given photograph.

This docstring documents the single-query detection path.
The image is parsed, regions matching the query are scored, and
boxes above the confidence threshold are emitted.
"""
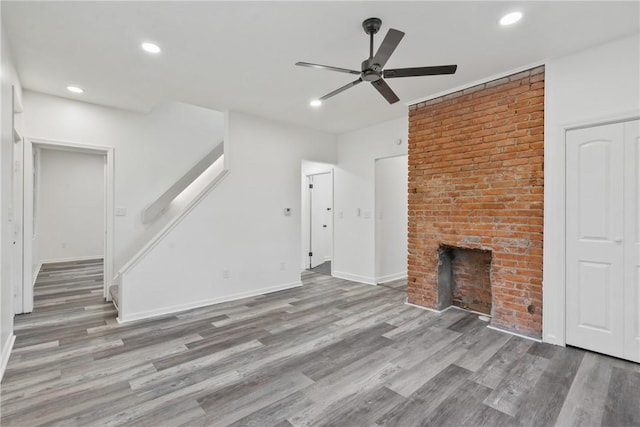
[280,262,286,271]
[223,270,230,279]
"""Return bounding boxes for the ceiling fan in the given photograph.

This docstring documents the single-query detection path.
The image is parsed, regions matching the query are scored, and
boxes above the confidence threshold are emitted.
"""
[296,17,458,105]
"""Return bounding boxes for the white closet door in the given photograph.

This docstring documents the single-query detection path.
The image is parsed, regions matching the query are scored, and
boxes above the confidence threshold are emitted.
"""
[623,120,640,362]
[566,123,625,358]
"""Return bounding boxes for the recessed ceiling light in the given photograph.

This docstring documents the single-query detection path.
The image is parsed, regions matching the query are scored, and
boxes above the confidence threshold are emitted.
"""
[141,42,161,54]
[66,86,84,94]
[310,99,322,107]
[500,11,523,26]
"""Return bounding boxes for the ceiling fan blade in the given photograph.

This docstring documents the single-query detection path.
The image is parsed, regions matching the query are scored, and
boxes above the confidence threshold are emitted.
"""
[372,29,405,68]
[371,79,400,104]
[296,61,361,75]
[318,78,363,101]
[383,65,458,78]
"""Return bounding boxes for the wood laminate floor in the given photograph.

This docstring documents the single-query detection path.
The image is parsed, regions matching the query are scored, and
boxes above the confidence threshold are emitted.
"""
[1,260,639,426]
[308,261,331,276]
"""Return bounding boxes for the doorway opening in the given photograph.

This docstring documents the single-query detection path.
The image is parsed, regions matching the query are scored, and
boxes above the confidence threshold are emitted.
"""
[303,170,333,276]
[20,138,114,313]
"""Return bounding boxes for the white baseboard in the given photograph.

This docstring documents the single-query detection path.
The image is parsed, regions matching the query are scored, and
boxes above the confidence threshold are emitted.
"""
[0,334,16,383]
[118,281,303,323]
[40,255,103,264]
[332,271,377,285]
[376,272,407,284]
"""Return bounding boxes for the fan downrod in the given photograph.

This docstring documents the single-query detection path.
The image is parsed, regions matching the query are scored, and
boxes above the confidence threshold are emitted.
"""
[362,18,382,35]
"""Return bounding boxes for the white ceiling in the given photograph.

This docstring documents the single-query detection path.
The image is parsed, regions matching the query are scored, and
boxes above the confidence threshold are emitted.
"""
[3,1,639,134]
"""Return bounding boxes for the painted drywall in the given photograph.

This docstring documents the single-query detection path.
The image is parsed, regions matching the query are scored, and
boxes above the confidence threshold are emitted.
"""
[543,34,640,345]
[36,149,105,263]
[0,22,23,381]
[120,111,337,321]
[333,117,408,284]
[375,155,408,283]
[21,91,225,273]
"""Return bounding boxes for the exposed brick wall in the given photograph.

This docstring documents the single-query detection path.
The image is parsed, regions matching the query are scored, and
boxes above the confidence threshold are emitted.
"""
[407,66,544,338]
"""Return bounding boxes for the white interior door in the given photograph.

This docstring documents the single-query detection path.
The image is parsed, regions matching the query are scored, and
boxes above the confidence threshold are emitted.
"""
[309,173,332,269]
[566,120,639,362]
[623,120,640,362]
[566,123,625,357]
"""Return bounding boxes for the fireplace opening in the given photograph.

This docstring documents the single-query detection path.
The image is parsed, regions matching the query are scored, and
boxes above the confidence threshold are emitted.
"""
[437,245,492,315]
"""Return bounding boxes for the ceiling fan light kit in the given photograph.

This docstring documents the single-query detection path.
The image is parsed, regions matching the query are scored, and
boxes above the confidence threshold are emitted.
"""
[296,17,458,105]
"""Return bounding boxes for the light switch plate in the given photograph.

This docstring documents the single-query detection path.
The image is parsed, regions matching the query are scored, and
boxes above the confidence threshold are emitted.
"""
[115,207,127,216]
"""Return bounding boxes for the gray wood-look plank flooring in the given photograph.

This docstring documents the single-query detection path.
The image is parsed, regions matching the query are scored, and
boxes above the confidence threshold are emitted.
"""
[1,260,639,426]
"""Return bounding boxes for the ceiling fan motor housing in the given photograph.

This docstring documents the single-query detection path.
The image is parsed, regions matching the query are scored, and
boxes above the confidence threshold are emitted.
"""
[362,17,382,35]
[361,59,382,81]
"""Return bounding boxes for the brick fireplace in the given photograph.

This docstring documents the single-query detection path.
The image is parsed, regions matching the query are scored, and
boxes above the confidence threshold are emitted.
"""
[407,67,544,338]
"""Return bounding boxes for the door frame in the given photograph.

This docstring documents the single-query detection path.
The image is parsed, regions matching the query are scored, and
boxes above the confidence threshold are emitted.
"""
[305,170,334,273]
[542,112,639,346]
[22,137,115,312]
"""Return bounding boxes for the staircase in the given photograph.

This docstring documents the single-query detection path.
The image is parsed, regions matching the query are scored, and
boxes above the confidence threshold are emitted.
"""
[110,140,228,317]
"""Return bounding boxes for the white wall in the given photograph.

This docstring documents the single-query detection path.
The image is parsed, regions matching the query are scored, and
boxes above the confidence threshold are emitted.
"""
[22,91,225,272]
[120,111,337,321]
[36,148,105,263]
[375,155,408,282]
[0,21,23,381]
[543,34,640,345]
[333,117,408,284]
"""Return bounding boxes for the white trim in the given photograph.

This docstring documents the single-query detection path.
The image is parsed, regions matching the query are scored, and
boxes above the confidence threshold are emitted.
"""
[22,137,115,311]
[406,60,546,106]
[376,272,407,284]
[487,325,543,343]
[118,280,302,323]
[332,270,377,285]
[40,256,103,264]
[542,111,640,347]
[0,334,16,383]
[118,170,229,275]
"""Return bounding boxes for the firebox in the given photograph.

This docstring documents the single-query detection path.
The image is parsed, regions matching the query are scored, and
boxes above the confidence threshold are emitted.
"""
[437,245,492,315]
